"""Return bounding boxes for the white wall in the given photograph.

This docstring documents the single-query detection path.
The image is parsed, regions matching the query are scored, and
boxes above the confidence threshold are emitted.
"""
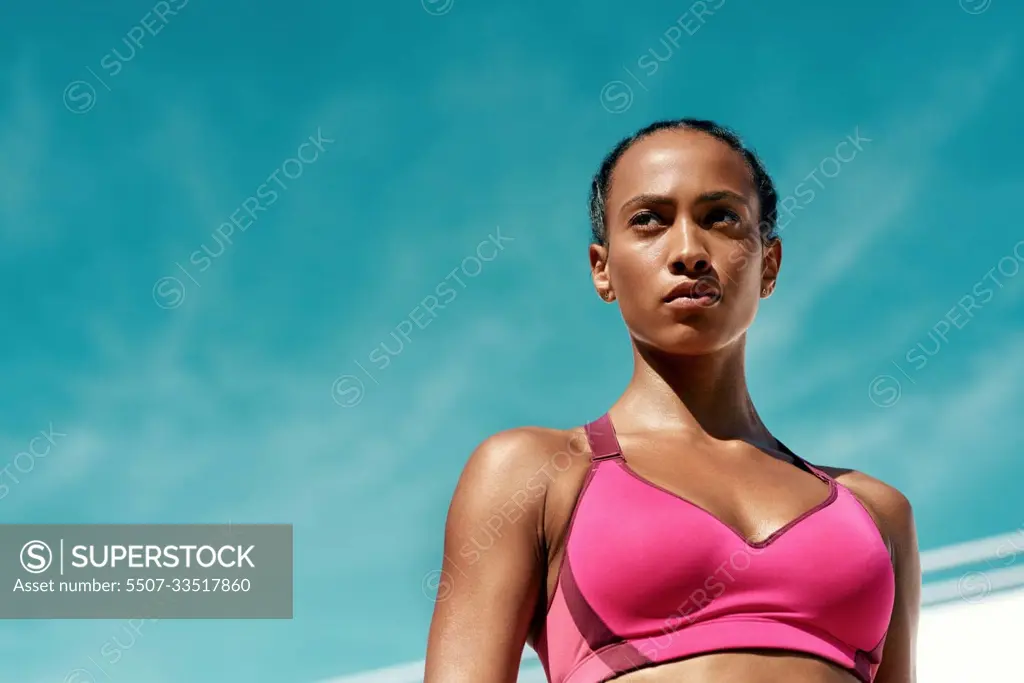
[917,587,1024,682]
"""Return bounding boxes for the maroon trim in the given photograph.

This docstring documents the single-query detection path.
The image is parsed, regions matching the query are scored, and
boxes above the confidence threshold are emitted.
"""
[853,629,888,682]
[560,552,650,671]
[765,438,837,489]
[543,458,600,615]
[867,629,888,660]
[584,414,623,461]
[598,643,652,678]
[586,648,871,683]
[616,459,838,549]
[853,650,873,682]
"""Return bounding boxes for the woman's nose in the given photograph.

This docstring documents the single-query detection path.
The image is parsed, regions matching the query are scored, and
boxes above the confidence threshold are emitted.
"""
[668,221,711,275]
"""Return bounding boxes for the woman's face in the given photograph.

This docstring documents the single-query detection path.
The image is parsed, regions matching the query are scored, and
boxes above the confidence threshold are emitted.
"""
[590,128,781,355]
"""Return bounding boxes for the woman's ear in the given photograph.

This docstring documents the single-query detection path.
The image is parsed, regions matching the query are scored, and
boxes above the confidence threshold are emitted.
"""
[589,242,615,302]
[760,237,782,297]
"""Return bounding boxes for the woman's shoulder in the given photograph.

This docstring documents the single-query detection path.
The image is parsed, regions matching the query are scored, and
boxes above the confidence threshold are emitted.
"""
[461,424,589,482]
[450,424,591,516]
[824,467,912,515]
[820,466,916,550]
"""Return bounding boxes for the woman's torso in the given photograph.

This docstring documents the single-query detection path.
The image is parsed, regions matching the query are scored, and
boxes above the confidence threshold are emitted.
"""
[526,416,895,683]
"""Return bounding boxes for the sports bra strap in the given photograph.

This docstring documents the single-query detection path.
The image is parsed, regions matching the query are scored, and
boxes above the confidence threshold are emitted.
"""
[775,438,832,481]
[584,414,623,461]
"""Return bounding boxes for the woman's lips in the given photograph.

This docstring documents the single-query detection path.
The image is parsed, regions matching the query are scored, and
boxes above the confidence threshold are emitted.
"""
[663,293,720,309]
[662,278,721,308]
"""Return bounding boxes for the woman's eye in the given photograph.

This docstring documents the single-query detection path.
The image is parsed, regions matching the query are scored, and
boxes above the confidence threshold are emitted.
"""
[706,208,740,226]
[629,211,666,229]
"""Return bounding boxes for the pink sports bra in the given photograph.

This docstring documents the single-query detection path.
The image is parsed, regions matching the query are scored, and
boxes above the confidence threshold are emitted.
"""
[533,414,896,683]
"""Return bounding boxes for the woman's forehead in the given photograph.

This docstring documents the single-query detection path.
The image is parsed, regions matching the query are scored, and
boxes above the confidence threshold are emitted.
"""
[609,129,757,202]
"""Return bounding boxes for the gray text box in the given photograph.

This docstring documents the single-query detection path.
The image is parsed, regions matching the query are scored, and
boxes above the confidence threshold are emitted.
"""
[1,524,292,618]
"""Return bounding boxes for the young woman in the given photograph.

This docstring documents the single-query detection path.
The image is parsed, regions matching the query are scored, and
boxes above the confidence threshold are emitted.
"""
[424,118,920,683]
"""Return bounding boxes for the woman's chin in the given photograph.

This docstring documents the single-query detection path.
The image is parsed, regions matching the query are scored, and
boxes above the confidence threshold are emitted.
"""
[637,328,734,357]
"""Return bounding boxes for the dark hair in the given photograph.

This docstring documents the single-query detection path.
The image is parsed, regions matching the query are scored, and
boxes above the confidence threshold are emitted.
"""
[588,118,778,246]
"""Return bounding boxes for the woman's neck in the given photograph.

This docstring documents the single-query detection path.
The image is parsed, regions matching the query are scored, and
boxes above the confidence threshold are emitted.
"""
[615,334,770,445]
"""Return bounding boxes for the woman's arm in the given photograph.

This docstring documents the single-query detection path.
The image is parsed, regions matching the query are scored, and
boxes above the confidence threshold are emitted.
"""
[424,428,552,683]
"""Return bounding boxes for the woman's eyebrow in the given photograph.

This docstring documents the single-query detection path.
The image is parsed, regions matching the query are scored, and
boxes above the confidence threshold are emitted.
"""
[620,193,675,214]
[693,190,752,207]
[619,190,752,215]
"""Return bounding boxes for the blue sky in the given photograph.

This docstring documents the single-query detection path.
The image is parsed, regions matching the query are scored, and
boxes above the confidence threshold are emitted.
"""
[1,0,1022,681]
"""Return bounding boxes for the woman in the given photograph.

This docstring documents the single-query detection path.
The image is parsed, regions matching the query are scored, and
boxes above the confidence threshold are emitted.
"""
[424,118,920,683]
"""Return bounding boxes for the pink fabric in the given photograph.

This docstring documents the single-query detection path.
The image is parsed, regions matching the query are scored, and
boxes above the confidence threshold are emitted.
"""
[533,415,896,683]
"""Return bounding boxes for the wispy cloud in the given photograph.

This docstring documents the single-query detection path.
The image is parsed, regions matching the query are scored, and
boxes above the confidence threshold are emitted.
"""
[750,46,1015,362]
[797,330,1024,521]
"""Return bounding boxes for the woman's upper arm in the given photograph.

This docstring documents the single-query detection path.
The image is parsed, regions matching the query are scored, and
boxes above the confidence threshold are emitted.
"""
[424,428,551,683]
[871,487,922,683]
